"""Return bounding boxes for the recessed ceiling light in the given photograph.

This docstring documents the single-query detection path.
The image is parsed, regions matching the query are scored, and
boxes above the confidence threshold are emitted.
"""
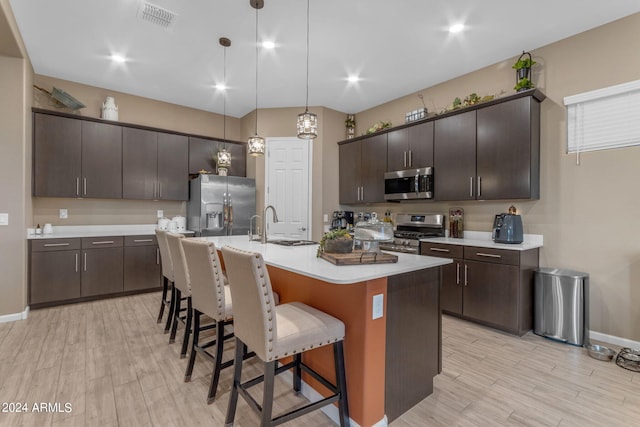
[110,54,127,63]
[347,75,360,83]
[215,83,227,91]
[449,23,465,34]
[262,41,275,49]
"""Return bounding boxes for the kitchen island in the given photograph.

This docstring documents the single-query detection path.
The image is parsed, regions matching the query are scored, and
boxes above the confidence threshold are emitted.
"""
[197,235,452,427]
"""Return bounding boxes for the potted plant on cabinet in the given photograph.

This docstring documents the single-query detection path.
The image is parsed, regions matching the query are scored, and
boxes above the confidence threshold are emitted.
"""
[512,51,536,92]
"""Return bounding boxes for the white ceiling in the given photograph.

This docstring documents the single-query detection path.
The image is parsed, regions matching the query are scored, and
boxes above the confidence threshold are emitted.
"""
[9,0,640,118]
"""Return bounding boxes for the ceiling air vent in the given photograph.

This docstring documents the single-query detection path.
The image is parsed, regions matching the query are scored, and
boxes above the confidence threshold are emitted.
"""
[138,1,177,29]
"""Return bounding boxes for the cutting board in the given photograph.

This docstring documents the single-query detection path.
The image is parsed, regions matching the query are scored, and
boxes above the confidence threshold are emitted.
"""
[319,250,398,265]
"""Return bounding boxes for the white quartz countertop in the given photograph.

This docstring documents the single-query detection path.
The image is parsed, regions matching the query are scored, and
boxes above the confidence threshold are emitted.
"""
[420,231,543,251]
[197,235,452,285]
[27,224,194,239]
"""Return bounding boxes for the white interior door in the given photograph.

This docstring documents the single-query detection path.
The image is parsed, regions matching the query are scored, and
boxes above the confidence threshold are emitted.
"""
[265,137,311,239]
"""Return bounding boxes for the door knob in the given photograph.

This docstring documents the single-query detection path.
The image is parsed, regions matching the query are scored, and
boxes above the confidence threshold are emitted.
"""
[298,227,307,231]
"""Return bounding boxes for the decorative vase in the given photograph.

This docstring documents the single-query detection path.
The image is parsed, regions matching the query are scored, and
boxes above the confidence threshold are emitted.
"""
[101,97,118,121]
[324,238,353,254]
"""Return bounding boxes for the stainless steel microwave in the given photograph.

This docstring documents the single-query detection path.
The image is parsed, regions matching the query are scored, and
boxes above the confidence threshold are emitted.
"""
[384,167,434,201]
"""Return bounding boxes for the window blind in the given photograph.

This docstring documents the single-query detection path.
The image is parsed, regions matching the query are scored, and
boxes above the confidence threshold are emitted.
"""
[564,79,640,154]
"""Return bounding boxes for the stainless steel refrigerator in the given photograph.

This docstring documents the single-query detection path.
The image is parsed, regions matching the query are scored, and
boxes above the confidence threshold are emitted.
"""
[187,174,256,237]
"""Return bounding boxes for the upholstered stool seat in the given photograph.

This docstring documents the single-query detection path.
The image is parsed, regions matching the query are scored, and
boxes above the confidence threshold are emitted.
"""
[221,245,349,427]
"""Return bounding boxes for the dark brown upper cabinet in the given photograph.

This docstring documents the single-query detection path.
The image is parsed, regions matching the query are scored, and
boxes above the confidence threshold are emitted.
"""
[476,96,540,200]
[339,133,387,204]
[433,110,477,201]
[123,128,189,201]
[33,113,122,198]
[189,137,247,177]
[387,121,434,171]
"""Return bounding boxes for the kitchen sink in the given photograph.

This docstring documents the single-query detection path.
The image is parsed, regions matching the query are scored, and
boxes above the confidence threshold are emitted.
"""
[268,239,317,246]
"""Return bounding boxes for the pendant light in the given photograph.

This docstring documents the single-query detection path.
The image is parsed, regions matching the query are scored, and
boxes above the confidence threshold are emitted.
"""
[247,0,265,156]
[297,0,317,139]
[216,37,232,175]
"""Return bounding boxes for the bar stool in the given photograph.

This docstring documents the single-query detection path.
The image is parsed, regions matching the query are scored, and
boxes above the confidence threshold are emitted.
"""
[155,229,174,332]
[181,239,236,403]
[165,232,192,358]
[221,246,350,427]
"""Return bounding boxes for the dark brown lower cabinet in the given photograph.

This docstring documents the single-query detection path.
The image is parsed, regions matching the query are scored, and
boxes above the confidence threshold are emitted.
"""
[29,235,164,308]
[30,239,81,305]
[385,267,441,422]
[421,242,539,336]
[124,236,161,291]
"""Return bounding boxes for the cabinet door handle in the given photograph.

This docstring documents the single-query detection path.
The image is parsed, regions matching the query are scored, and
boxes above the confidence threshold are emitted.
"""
[464,264,468,286]
[83,177,87,196]
[477,176,482,198]
[456,262,460,285]
[91,240,114,245]
[429,247,450,253]
[476,252,501,259]
[156,247,160,265]
[83,252,87,271]
[153,182,157,200]
[469,177,474,198]
[403,151,407,168]
[75,253,79,273]
[159,182,162,199]
[360,186,364,201]
[43,243,70,247]
[76,177,80,197]
[134,239,153,243]
[409,150,412,167]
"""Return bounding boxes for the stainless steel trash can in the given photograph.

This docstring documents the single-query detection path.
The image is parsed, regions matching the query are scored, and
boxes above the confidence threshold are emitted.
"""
[533,268,589,346]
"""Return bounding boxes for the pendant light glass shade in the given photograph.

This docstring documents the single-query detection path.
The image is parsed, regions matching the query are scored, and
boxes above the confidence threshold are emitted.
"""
[297,109,318,139]
[247,135,265,156]
[248,2,266,156]
[216,147,232,169]
[297,0,318,139]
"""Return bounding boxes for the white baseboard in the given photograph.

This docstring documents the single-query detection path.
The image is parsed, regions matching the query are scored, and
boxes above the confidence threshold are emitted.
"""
[0,306,29,324]
[590,330,640,349]
[279,370,387,427]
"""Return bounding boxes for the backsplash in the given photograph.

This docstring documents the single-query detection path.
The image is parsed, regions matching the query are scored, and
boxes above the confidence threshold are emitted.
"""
[32,197,185,227]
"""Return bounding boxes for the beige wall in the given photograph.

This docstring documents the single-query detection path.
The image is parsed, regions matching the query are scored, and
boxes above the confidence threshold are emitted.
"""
[240,106,344,241]
[348,13,640,341]
[0,0,32,316]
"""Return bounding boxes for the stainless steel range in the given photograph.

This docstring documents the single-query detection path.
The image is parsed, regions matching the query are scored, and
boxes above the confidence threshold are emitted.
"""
[379,213,445,254]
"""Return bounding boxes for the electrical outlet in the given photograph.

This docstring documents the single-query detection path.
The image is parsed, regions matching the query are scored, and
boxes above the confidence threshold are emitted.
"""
[59,209,68,219]
[372,294,384,320]
[0,213,8,226]
[157,210,164,218]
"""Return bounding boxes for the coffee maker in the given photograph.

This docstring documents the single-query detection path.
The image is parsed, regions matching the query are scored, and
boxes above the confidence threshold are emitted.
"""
[331,211,354,230]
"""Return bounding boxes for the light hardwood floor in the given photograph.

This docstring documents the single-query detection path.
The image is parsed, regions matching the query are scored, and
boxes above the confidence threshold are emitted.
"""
[0,292,638,426]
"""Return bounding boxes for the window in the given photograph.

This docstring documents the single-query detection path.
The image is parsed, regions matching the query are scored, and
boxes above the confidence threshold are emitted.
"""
[564,79,640,154]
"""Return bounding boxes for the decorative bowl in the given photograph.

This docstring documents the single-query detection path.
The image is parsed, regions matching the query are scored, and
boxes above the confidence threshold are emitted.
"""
[586,344,616,361]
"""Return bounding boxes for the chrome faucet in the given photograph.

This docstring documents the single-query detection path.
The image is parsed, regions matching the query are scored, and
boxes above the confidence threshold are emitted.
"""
[249,214,261,241]
[261,205,279,244]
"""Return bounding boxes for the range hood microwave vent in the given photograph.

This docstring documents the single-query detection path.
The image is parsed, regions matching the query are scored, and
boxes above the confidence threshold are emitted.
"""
[138,1,178,29]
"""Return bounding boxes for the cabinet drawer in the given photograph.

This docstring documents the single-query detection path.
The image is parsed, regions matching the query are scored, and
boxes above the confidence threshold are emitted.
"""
[463,246,519,266]
[81,236,123,248]
[124,235,158,246]
[31,238,81,252]
[421,242,463,259]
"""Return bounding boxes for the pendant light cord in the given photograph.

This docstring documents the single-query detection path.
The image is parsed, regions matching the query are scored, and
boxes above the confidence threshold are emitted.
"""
[255,7,259,135]
[223,43,227,147]
[305,0,310,111]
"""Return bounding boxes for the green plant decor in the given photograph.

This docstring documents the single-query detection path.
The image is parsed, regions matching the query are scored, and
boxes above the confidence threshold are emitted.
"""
[514,77,534,92]
[317,229,352,257]
[345,116,356,129]
[512,58,537,70]
[366,121,392,134]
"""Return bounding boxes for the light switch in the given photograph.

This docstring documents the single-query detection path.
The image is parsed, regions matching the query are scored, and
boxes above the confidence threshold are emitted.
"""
[157,210,164,218]
[0,213,8,226]
[59,209,68,219]
[372,294,384,320]
[323,213,328,223]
